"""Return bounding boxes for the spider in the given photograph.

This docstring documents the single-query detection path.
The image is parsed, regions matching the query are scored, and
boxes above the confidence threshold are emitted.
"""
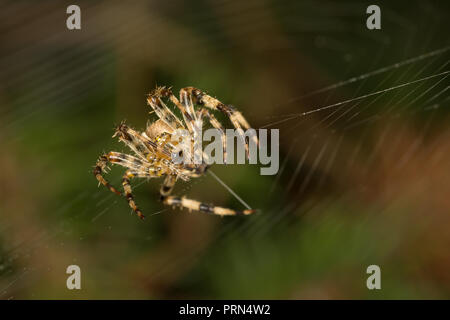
[93,86,258,220]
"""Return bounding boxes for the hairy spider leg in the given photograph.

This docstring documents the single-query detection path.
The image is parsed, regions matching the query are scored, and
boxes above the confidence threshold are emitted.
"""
[167,91,200,163]
[114,122,184,177]
[179,87,197,125]
[113,121,156,161]
[147,87,203,166]
[158,87,197,134]
[96,152,171,219]
[108,151,171,177]
[94,154,122,196]
[122,170,145,219]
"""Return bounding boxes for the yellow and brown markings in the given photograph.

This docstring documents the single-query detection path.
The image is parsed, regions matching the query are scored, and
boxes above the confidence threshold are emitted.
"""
[94,86,257,220]
[147,87,184,130]
[181,87,259,157]
[113,121,155,159]
[168,90,196,134]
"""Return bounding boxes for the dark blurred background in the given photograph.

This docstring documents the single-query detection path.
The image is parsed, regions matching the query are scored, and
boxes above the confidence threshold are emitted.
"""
[0,0,449,299]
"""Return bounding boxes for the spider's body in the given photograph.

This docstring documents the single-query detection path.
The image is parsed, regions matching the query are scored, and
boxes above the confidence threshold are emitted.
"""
[94,86,256,219]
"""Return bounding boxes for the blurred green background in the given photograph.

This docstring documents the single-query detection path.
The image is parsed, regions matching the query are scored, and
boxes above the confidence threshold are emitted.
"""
[0,0,449,299]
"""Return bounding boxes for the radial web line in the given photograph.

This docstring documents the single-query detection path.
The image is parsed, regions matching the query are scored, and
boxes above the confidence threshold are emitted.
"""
[208,170,252,210]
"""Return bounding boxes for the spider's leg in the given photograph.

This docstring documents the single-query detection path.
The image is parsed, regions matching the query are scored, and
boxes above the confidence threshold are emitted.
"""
[108,151,170,178]
[94,154,122,196]
[113,121,157,160]
[122,170,145,220]
[159,87,197,134]
[94,151,149,193]
[181,87,259,158]
[179,87,197,123]
[197,109,227,164]
[147,86,185,131]
[107,151,148,171]
[159,88,208,165]
[96,152,167,220]
[165,88,207,166]
[163,196,255,216]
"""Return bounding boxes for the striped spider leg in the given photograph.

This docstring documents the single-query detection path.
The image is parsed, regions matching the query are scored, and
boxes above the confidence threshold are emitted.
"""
[94,122,180,219]
[159,172,255,216]
[93,86,256,220]
[163,195,255,216]
[94,151,163,219]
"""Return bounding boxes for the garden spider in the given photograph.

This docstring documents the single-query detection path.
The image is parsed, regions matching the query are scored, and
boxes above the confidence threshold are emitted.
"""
[94,86,257,220]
